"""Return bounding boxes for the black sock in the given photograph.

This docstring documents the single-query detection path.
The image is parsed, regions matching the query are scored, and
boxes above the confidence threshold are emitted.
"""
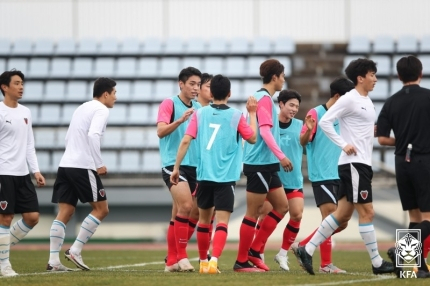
[409,222,419,229]
[413,220,430,272]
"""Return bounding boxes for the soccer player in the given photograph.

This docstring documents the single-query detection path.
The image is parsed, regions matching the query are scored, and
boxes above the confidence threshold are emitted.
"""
[294,58,394,275]
[234,59,292,272]
[377,56,430,279]
[196,73,213,107]
[157,67,202,272]
[47,77,117,271]
[171,74,257,274]
[291,77,355,274]
[0,70,46,277]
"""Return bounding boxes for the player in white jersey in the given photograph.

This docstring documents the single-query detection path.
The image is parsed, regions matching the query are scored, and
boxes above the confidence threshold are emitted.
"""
[294,58,395,275]
[47,78,117,272]
[0,70,46,277]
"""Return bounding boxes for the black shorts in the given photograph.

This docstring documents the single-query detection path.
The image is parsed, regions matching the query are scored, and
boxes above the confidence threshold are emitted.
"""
[0,174,39,214]
[395,154,430,212]
[284,188,304,200]
[312,183,339,207]
[196,181,235,213]
[162,165,197,193]
[52,167,106,207]
[338,163,373,204]
[244,171,282,194]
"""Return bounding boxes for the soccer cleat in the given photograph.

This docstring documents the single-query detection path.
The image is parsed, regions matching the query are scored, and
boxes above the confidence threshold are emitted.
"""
[274,253,289,271]
[178,258,195,272]
[413,264,430,273]
[372,259,394,275]
[65,249,90,271]
[164,263,179,272]
[199,261,209,273]
[295,246,315,275]
[387,247,402,278]
[290,242,299,253]
[46,263,73,272]
[208,261,221,274]
[1,265,18,277]
[319,263,346,274]
[416,270,430,278]
[233,261,265,272]
[248,249,269,271]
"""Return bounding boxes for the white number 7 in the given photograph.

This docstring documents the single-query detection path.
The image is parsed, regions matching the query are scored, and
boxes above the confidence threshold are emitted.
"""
[206,123,221,150]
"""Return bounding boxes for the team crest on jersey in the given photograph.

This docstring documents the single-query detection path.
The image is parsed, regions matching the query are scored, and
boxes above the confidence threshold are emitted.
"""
[99,189,106,197]
[0,201,8,210]
[24,118,28,124]
[360,190,368,200]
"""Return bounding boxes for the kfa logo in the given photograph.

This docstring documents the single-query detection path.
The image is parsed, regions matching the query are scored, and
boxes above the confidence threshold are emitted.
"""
[395,229,422,279]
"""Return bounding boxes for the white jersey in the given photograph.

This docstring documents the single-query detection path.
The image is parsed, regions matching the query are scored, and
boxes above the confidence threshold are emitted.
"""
[319,89,376,166]
[0,101,39,176]
[59,100,109,170]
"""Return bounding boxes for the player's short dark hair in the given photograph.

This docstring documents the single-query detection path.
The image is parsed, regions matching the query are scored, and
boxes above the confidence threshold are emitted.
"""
[210,74,230,101]
[201,73,213,87]
[0,69,25,96]
[344,58,377,85]
[260,59,284,84]
[277,89,301,104]
[93,77,116,98]
[330,77,355,97]
[396,56,422,83]
[178,67,202,83]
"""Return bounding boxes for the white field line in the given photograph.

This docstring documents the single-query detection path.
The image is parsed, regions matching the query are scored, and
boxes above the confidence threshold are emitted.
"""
[293,274,395,286]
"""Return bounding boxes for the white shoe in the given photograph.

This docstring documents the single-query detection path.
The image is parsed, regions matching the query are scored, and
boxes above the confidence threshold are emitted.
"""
[164,263,180,272]
[1,265,18,277]
[178,258,195,272]
[65,249,90,271]
[46,263,73,272]
[274,253,289,271]
[319,263,346,274]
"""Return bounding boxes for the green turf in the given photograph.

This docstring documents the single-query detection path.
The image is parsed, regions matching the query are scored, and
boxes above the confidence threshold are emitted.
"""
[1,249,427,285]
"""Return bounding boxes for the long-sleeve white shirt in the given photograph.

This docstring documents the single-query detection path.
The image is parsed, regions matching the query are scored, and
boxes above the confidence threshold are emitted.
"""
[59,100,109,170]
[319,89,376,166]
[0,102,40,175]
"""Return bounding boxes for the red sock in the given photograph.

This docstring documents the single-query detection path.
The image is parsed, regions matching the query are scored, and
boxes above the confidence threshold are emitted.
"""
[424,235,430,261]
[188,218,198,240]
[236,216,257,262]
[166,221,177,266]
[208,214,215,244]
[174,215,189,260]
[320,236,332,267]
[197,223,211,260]
[254,221,261,239]
[299,228,318,246]
[212,223,228,258]
[281,219,301,250]
[251,210,284,252]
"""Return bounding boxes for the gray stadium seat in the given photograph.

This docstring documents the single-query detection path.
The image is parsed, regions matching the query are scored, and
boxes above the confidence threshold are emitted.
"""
[137,58,158,77]
[23,82,44,101]
[149,105,159,125]
[182,57,203,71]
[66,81,89,102]
[204,57,224,75]
[396,35,418,53]
[123,128,146,148]
[115,80,132,102]
[421,79,430,89]
[7,58,28,75]
[229,38,249,54]
[55,38,76,55]
[251,37,272,54]
[371,79,389,100]
[39,105,61,125]
[246,57,267,77]
[107,104,128,124]
[116,58,137,78]
[34,128,56,148]
[128,104,151,124]
[52,151,64,172]
[142,37,162,55]
[12,39,33,55]
[154,80,177,101]
[98,38,119,55]
[225,57,246,77]
[77,38,98,55]
[374,102,384,118]
[133,80,153,101]
[185,38,206,55]
[72,58,93,78]
[102,151,118,173]
[45,81,66,101]
[243,79,262,97]
[369,55,391,76]
[102,128,123,148]
[25,104,39,124]
[142,151,161,173]
[419,56,430,75]
[28,58,50,78]
[347,36,371,54]
[391,55,404,75]
[119,151,141,173]
[94,58,115,77]
[61,104,79,124]
[0,59,5,73]
[373,35,395,54]
[36,151,51,173]
[56,128,68,147]
[277,56,292,77]
[159,58,180,77]
[120,38,141,55]
[420,35,430,53]
[273,37,296,55]
[207,38,227,55]
[164,37,184,55]
[50,58,72,78]
[33,39,54,55]
[0,39,11,56]
[230,80,244,100]
[143,127,158,148]
[389,80,403,95]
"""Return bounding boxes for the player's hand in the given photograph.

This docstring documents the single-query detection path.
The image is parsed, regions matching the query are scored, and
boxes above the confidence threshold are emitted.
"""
[304,114,316,131]
[170,169,180,185]
[280,157,293,172]
[179,108,194,123]
[343,144,357,156]
[34,172,45,187]
[97,166,107,176]
[246,96,258,113]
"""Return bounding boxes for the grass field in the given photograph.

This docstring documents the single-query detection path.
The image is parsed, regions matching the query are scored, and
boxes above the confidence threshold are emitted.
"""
[1,248,427,286]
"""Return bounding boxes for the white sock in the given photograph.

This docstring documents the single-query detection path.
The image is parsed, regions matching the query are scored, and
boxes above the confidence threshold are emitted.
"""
[277,248,288,256]
[70,214,100,254]
[10,219,32,246]
[306,215,339,256]
[210,257,218,262]
[359,223,383,267]
[260,253,265,262]
[49,220,66,265]
[0,226,11,269]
